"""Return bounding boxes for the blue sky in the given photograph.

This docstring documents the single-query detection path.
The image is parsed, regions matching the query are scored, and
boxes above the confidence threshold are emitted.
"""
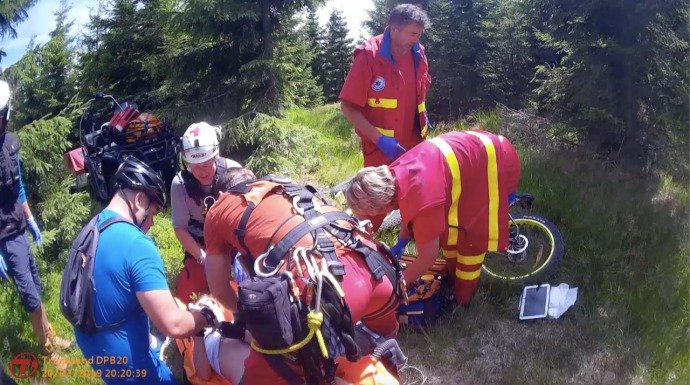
[0,0,373,69]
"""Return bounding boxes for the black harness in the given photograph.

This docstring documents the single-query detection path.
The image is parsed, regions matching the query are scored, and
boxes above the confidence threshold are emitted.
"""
[180,158,229,207]
[229,175,403,295]
[0,132,26,241]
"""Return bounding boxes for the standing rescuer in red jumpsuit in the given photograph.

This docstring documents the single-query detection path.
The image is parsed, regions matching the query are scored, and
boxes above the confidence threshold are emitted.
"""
[340,3,432,168]
[345,130,522,306]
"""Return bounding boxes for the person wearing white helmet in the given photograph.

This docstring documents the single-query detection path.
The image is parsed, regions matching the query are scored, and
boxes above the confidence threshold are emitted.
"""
[0,79,72,367]
[171,122,242,303]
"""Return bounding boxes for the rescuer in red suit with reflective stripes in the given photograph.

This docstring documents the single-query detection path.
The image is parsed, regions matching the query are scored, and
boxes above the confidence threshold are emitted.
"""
[345,130,521,306]
[340,4,432,167]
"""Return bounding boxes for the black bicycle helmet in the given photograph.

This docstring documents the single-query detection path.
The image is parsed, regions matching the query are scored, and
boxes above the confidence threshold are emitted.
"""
[110,155,166,206]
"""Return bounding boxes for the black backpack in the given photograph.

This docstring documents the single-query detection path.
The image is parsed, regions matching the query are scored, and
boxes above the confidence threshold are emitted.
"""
[59,214,128,333]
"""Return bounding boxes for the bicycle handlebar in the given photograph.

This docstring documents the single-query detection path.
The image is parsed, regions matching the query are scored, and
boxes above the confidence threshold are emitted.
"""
[511,193,534,210]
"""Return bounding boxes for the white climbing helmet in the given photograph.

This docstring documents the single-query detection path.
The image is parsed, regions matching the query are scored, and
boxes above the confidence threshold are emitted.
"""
[181,122,222,164]
[0,80,11,121]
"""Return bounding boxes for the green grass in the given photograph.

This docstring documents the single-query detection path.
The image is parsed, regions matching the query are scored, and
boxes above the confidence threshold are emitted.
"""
[1,105,687,385]
[394,115,689,385]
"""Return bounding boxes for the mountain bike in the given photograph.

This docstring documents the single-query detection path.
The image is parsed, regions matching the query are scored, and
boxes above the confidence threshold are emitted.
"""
[326,179,564,284]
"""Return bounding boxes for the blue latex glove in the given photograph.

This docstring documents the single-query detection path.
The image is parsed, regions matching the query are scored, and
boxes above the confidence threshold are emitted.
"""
[390,237,410,260]
[0,251,8,280]
[233,255,249,283]
[27,217,42,246]
[376,136,406,161]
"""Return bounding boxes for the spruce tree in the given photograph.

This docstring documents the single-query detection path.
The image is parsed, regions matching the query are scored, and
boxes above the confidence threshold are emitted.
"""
[305,7,326,88]
[3,1,76,127]
[276,14,324,108]
[425,0,488,118]
[321,9,353,102]
[533,0,689,163]
[79,0,168,108]
[0,0,38,38]
[477,0,536,108]
[0,0,38,62]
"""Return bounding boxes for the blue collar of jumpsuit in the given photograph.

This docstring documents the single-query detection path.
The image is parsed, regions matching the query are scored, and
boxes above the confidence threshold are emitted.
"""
[379,27,422,73]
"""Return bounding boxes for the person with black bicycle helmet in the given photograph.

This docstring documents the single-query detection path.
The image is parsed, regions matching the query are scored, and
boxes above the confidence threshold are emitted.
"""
[110,155,166,231]
[75,155,218,385]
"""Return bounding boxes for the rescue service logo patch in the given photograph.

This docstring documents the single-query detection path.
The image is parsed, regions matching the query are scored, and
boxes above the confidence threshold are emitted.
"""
[371,76,386,92]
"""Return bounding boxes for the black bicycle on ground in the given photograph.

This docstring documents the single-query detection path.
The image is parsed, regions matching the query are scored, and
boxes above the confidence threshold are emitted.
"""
[326,180,564,284]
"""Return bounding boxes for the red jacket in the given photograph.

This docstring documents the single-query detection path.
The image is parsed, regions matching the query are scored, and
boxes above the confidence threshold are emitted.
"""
[340,28,432,167]
[391,131,521,254]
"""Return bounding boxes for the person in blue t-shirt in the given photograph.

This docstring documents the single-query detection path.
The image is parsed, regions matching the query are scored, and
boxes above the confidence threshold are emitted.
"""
[74,156,218,385]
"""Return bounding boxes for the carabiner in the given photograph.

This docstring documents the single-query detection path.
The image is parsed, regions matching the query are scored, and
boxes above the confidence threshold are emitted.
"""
[292,196,305,215]
[253,250,284,278]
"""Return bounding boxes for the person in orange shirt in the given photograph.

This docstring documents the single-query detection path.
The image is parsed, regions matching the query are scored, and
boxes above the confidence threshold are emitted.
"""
[203,169,403,385]
[345,130,521,306]
[340,4,432,168]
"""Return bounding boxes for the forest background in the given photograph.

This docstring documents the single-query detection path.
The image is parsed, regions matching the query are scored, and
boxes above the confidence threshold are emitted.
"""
[0,0,687,384]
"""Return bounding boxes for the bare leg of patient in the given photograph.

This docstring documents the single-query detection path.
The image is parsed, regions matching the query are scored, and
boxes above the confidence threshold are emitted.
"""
[218,338,251,385]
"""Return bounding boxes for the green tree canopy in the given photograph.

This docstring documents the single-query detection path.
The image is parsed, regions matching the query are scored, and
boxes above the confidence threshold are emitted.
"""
[321,9,352,102]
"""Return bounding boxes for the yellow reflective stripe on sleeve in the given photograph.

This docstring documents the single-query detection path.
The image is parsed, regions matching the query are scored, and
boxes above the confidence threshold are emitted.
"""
[375,127,395,137]
[456,268,481,281]
[367,98,398,109]
[466,131,500,251]
[442,249,456,258]
[428,138,461,246]
[457,253,485,266]
[417,101,426,113]
[421,124,428,138]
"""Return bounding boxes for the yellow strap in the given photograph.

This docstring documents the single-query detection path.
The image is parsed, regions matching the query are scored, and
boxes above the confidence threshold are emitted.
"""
[367,98,398,109]
[417,101,426,113]
[456,268,481,281]
[250,311,329,358]
[375,127,395,137]
[429,138,462,246]
[466,131,500,251]
[457,253,485,266]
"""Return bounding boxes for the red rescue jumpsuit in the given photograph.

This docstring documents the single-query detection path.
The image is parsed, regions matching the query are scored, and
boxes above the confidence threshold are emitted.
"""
[391,130,521,305]
[339,28,432,168]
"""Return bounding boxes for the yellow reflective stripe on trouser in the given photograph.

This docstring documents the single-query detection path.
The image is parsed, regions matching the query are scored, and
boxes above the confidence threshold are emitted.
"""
[375,127,395,137]
[456,268,482,280]
[367,98,398,109]
[444,250,484,280]
[457,253,485,265]
[466,131,500,251]
[417,101,426,113]
[428,138,461,246]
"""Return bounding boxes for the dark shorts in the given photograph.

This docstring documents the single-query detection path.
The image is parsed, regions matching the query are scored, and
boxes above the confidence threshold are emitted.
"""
[0,233,43,312]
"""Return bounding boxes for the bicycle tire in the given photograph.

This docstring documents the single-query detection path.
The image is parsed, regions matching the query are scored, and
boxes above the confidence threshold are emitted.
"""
[378,210,402,232]
[481,214,564,284]
[329,178,353,195]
